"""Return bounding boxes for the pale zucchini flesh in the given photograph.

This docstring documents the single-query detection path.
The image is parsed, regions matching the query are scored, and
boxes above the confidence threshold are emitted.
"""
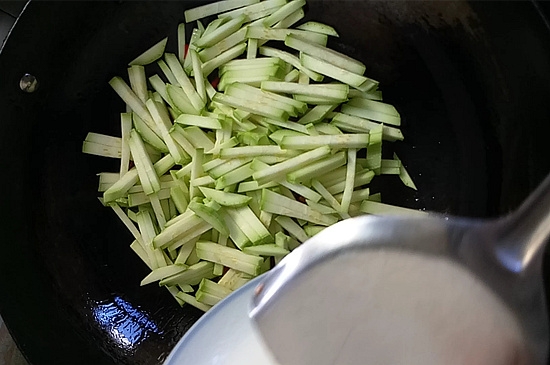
[259,46,324,81]
[285,35,364,74]
[296,21,339,36]
[218,0,287,21]
[129,38,168,66]
[85,0,423,313]
[196,15,249,48]
[109,77,154,126]
[273,7,304,29]
[184,0,259,22]
[247,27,328,46]
[300,53,368,88]
[263,0,306,27]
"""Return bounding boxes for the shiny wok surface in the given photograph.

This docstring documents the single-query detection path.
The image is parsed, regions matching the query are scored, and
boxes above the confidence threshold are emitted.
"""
[0,1,549,363]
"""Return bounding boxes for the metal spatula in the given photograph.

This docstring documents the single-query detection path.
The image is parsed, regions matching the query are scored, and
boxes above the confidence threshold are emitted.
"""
[250,174,550,365]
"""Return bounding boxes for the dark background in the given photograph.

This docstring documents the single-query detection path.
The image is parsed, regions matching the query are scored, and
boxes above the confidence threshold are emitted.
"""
[0,0,550,364]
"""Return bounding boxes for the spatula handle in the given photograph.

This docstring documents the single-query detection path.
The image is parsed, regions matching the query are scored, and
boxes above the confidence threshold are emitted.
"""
[495,172,550,272]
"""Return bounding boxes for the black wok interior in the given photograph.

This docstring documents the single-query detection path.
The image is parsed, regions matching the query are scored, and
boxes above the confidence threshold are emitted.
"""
[1,1,550,363]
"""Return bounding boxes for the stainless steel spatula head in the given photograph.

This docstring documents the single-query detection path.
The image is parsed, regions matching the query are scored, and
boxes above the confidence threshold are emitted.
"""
[250,174,550,365]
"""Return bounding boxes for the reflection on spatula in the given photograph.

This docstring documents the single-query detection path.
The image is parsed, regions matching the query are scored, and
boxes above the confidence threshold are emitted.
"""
[250,174,550,365]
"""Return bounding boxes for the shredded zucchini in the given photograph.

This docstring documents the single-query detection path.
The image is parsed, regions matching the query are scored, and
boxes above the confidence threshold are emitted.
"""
[85,0,426,312]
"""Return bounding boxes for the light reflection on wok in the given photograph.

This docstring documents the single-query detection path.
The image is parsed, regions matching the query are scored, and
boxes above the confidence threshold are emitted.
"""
[92,296,161,350]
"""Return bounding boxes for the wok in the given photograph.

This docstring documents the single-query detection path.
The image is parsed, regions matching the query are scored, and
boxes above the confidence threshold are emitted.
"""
[1,0,550,364]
